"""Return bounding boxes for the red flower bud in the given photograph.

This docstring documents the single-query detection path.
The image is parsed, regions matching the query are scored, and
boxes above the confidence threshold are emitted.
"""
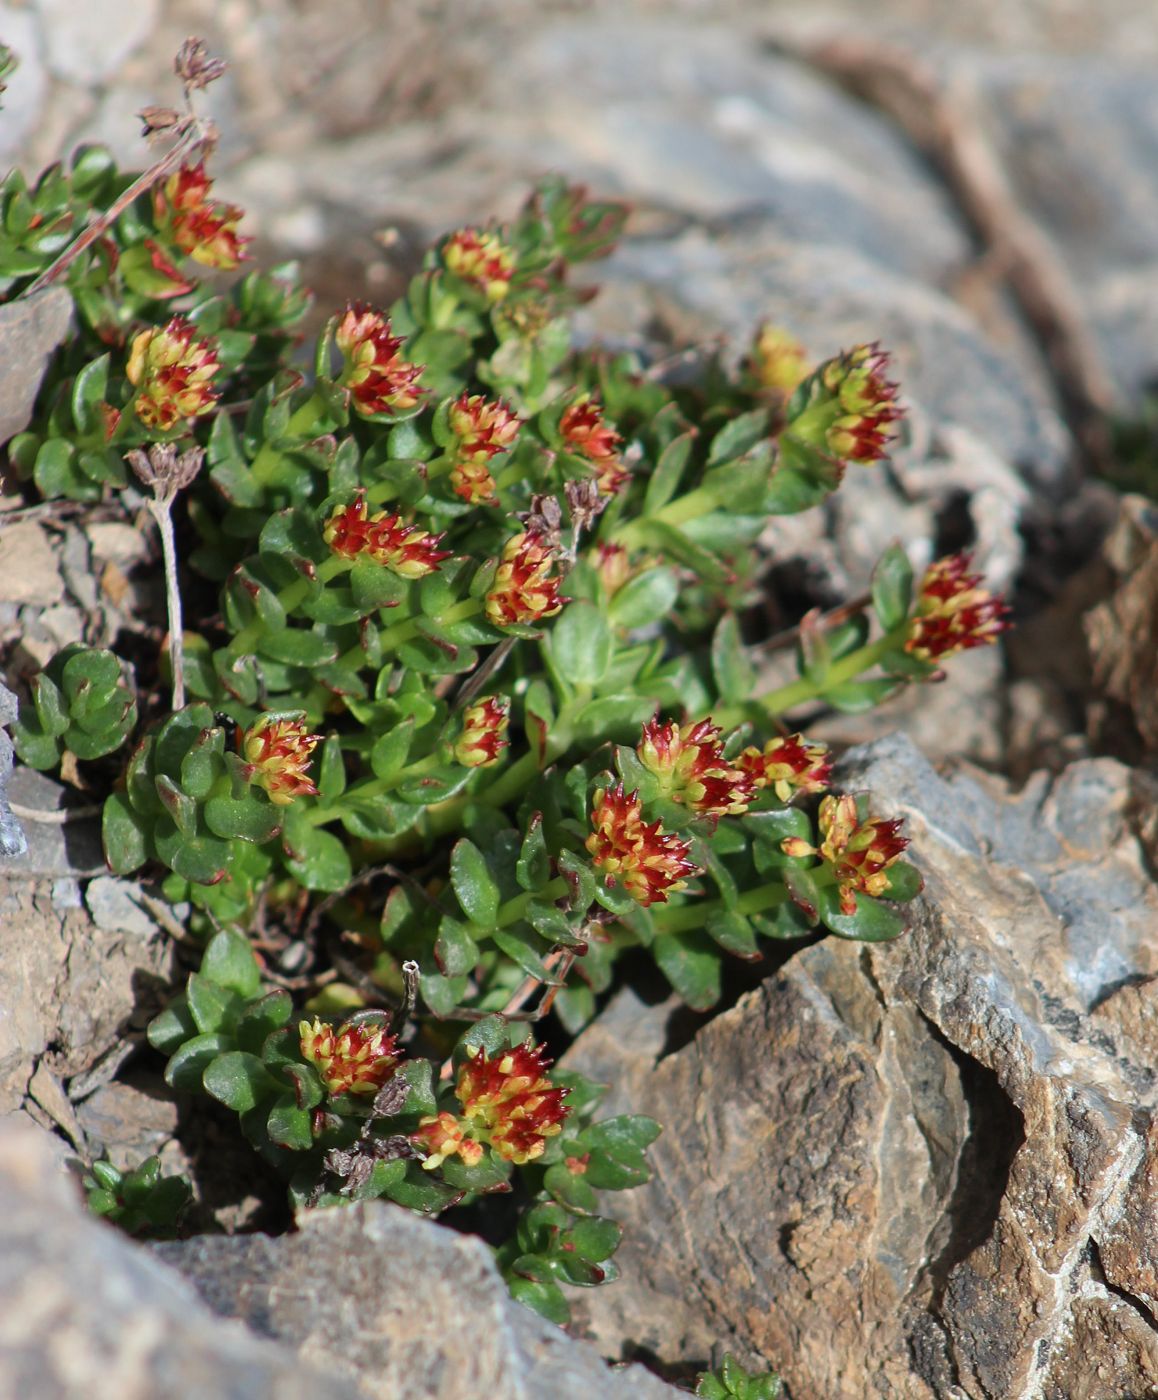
[241,715,322,805]
[586,783,697,907]
[905,552,1011,662]
[560,395,628,497]
[485,530,566,627]
[334,304,425,418]
[126,316,220,432]
[414,1042,569,1169]
[443,227,516,302]
[154,162,251,271]
[782,793,908,915]
[638,717,753,816]
[737,734,832,803]
[299,1015,401,1097]
[454,696,510,768]
[323,492,450,579]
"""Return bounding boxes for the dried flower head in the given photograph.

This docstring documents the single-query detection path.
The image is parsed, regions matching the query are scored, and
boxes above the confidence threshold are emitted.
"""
[905,553,1011,662]
[560,396,627,496]
[485,530,567,627]
[638,717,753,816]
[174,37,227,92]
[334,305,425,418]
[586,783,697,906]
[415,1042,568,1170]
[154,163,250,270]
[787,342,903,466]
[782,793,908,915]
[443,227,516,302]
[322,493,450,579]
[454,697,510,767]
[737,734,832,803]
[749,323,810,397]
[125,442,205,502]
[126,316,220,431]
[300,1015,401,1097]
[242,716,322,805]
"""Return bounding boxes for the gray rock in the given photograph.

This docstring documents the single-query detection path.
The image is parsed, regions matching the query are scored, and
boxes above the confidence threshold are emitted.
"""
[157,1202,684,1400]
[0,7,47,164]
[33,0,160,85]
[0,679,24,859]
[0,288,72,449]
[0,767,104,878]
[564,733,1158,1399]
[0,1118,361,1400]
[0,864,172,1114]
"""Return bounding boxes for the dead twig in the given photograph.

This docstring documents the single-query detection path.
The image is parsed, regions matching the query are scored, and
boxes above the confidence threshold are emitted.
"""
[22,39,226,298]
[7,800,104,824]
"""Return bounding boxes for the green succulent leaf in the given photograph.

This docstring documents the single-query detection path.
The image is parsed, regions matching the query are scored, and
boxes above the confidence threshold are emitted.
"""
[871,543,914,632]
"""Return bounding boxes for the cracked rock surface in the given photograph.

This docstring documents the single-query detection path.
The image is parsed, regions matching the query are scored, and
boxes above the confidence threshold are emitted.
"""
[564,734,1158,1399]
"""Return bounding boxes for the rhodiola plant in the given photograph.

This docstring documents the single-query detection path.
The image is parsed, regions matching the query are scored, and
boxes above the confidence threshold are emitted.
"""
[2,41,1011,1320]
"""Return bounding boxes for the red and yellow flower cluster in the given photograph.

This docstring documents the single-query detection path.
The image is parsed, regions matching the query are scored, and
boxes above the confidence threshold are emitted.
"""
[126,317,220,431]
[905,552,1011,662]
[787,342,903,466]
[819,343,904,464]
[415,1042,568,1169]
[447,393,521,504]
[637,718,752,817]
[323,492,450,579]
[782,793,908,915]
[737,734,832,804]
[453,696,510,768]
[334,305,425,418]
[586,783,697,906]
[484,530,566,627]
[153,162,250,271]
[299,1015,401,1097]
[442,227,516,302]
[560,396,627,497]
[242,716,322,806]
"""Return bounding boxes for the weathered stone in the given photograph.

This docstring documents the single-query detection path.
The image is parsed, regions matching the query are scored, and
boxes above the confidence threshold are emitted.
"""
[0,288,72,448]
[0,767,105,878]
[565,733,1158,1399]
[0,1118,361,1400]
[0,522,65,607]
[1085,493,1158,752]
[158,1200,685,1400]
[0,857,173,1115]
[34,0,160,84]
[0,678,24,859]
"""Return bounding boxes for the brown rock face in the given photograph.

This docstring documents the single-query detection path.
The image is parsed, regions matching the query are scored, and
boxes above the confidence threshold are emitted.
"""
[566,735,1158,1399]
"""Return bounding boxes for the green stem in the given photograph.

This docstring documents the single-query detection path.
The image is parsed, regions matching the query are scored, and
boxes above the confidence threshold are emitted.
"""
[375,596,481,656]
[250,394,325,486]
[754,626,909,718]
[496,876,569,929]
[616,484,720,547]
[309,753,442,824]
[228,555,349,657]
[651,878,790,935]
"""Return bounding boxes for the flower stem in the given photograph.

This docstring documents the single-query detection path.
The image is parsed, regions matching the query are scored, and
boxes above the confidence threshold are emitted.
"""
[615,484,720,547]
[651,878,790,934]
[149,498,186,710]
[227,554,349,658]
[496,876,569,928]
[753,626,910,718]
[249,394,325,485]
